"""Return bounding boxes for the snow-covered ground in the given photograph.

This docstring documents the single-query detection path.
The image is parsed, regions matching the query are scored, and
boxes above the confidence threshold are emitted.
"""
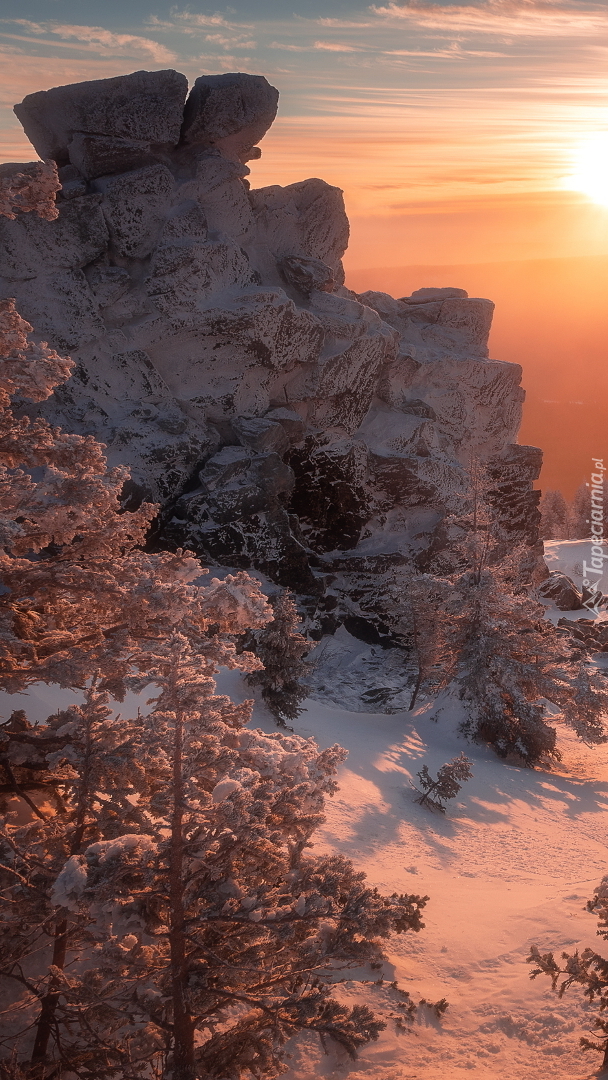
[223,674,608,1080]
[8,670,605,1078]
[544,539,602,587]
[3,540,608,1078]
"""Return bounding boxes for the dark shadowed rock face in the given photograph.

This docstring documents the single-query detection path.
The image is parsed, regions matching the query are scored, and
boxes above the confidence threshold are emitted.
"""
[4,67,544,642]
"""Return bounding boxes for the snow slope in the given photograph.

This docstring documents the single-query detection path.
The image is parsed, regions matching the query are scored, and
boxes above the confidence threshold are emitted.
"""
[200,662,607,1080]
[3,634,608,1078]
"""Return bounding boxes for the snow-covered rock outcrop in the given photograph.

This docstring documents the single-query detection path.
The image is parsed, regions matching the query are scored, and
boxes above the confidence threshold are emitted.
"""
[2,68,542,636]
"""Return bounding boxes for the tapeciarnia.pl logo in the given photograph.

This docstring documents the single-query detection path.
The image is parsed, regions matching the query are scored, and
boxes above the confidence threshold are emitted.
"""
[582,457,606,614]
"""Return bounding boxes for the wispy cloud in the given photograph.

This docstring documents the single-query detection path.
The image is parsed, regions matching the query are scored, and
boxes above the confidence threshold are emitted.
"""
[315,18,376,28]
[269,41,310,52]
[0,19,175,61]
[371,1,608,38]
[146,11,253,33]
[313,41,363,53]
[203,33,257,49]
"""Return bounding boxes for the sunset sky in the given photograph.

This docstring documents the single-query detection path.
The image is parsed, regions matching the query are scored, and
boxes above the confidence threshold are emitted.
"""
[1,0,608,493]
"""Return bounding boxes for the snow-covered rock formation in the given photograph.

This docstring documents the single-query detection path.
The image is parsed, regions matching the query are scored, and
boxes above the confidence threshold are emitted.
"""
[2,68,543,638]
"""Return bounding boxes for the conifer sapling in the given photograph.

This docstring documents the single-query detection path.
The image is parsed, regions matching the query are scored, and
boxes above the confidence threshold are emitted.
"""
[528,873,608,1072]
[246,588,312,725]
[413,753,473,813]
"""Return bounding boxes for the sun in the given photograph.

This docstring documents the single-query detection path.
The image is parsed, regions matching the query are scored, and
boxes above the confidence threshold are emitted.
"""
[567,133,608,207]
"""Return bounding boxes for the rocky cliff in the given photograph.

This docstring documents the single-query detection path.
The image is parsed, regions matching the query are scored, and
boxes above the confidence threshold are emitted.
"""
[2,68,543,646]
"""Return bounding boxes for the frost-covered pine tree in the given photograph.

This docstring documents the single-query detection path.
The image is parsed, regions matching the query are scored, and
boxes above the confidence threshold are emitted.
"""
[439,458,608,765]
[569,482,592,539]
[2,628,428,1079]
[245,588,312,725]
[529,873,608,1071]
[0,297,230,698]
[385,571,454,711]
[539,489,570,540]
[414,753,473,812]
[452,564,608,764]
[47,632,427,1080]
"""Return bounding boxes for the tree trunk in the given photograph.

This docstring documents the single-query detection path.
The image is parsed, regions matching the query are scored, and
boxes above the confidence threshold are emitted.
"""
[409,607,422,711]
[31,693,96,1069]
[408,670,423,712]
[30,920,69,1068]
[168,703,196,1080]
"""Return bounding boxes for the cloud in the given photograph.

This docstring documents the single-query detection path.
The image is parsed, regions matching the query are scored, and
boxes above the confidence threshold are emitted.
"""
[371,1,608,38]
[269,41,310,52]
[315,18,376,27]
[313,41,363,52]
[146,11,253,33]
[203,33,256,49]
[0,20,176,62]
[1,18,46,33]
[48,24,176,61]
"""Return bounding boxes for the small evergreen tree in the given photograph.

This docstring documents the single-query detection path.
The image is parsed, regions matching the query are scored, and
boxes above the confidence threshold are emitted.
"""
[448,455,500,581]
[413,753,473,812]
[539,489,570,540]
[246,588,312,725]
[569,482,592,539]
[385,572,454,711]
[452,564,608,765]
[568,480,608,543]
[445,462,608,765]
[528,874,608,1072]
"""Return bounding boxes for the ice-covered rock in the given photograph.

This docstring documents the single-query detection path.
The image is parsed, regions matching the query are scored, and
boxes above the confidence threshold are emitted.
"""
[3,67,543,657]
[182,73,278,164]
[14,69,188,171]
[538,572,583,610]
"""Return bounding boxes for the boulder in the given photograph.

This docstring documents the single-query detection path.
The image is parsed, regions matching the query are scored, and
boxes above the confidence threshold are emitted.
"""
[401,398,437,420]
[145,239,254,314]
[194,152,254,237]
[14,69,188,165]
[264,408,306,443]
[582,585,606,610]
[538,571,583,610]
[401,287,468,303]
[3,269,104,350]
[250,178,349,281]
[181,73,278,162]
